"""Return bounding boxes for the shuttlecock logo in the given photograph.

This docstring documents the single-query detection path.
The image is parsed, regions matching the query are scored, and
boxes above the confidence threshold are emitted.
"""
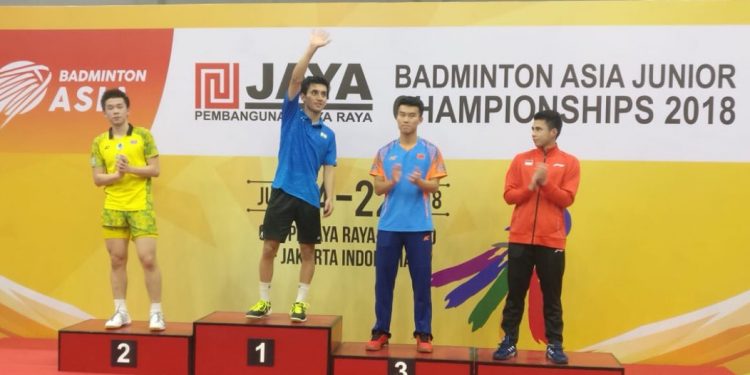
[0,61,51,128]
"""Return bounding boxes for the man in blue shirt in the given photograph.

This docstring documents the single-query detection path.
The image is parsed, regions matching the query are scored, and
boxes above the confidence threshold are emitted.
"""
[366,96,447,353]
[246,30,336,322]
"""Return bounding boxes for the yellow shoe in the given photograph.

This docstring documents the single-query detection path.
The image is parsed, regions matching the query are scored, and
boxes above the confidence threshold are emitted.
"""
[289,302,308,322]
[245,300,272,319]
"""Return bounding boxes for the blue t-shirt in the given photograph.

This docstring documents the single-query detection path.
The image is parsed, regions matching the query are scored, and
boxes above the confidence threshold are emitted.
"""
[271,93,337,208]
[370,138,447,232]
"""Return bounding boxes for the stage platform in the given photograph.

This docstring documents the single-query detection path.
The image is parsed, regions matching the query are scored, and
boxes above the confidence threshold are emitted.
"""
[25,312,732,375]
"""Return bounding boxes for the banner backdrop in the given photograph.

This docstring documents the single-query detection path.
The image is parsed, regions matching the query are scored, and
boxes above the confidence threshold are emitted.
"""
[1,2,749,373]
[157,27,748,162]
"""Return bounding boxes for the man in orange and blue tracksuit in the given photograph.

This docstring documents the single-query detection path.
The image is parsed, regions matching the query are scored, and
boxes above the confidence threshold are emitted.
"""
[493,110,580,365]
[365,96,447,354]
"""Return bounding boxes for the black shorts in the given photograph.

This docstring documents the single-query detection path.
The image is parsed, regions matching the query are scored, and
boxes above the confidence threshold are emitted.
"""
[261,188,321,244]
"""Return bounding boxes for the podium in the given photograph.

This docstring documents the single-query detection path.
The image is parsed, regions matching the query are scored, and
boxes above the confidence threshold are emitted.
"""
[333,342,473,375]
[58,319,193,374]
[193,311,342,375]
[475,348,624,374]
[58,314,624,375]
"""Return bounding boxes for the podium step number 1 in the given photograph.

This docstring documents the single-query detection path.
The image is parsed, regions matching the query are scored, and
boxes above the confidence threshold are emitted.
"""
[248,338,275,366]
[194,311,342,374]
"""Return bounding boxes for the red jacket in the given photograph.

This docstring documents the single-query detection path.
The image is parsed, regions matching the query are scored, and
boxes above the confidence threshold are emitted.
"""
[504,144,580,250]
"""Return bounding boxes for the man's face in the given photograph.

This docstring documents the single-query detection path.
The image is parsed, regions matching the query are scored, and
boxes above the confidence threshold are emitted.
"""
[396,105,422,136]
[531,119,557,148]
[103,98,129,127]
[301,83,328,115]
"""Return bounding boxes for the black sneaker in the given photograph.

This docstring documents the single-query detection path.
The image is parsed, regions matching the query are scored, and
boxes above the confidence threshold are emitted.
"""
[492,336,517,360]
[546,343,569,365]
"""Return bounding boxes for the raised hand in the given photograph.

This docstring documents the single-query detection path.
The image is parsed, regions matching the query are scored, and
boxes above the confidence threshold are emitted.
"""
[310,29,331,49]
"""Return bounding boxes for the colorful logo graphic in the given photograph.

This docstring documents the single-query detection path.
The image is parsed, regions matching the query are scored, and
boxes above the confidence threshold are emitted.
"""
[432,209,572,343]
[0,61,51,128]
[195,63,239,109]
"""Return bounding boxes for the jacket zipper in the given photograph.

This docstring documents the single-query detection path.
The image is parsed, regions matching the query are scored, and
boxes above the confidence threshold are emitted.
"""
[530,151,547,244]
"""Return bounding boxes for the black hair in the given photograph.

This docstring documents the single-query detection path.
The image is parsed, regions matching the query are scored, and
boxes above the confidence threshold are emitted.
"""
[393,95,424,118]
[301,76,330,97]
[533,109,562,138]
[100,88,130,109]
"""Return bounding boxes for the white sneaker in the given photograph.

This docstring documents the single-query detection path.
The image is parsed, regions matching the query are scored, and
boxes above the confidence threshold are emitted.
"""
[149,312,166,331]
[104,311,131,329]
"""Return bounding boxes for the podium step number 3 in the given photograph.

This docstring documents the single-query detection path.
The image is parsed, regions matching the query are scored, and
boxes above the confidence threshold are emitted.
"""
[389,358,416,375]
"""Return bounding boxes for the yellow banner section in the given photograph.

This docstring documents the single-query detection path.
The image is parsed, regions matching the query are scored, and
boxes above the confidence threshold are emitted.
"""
[1,0,750,29]
[1,153,748,351]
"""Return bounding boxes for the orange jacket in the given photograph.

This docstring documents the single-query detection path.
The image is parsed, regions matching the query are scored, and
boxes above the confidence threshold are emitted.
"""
[504,144,580,250]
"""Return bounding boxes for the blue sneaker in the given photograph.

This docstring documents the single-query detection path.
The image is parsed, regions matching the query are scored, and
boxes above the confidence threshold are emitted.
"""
[546,343,569,364]
[492,336,517,360]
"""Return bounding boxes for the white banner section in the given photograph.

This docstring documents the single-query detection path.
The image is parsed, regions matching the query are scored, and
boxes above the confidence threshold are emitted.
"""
[152,27,749,162]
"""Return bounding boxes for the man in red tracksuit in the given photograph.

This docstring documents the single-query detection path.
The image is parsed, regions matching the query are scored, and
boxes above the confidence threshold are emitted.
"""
[493,110,580,365]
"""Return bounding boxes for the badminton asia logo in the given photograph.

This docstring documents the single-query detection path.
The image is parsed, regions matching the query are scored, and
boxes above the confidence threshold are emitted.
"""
[0,58,151,130]
[0,61,51,128]
[431,209,572,342]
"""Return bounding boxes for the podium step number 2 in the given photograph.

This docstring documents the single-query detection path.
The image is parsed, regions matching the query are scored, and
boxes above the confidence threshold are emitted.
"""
[58,319,192,374]
[111,340,137,367]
